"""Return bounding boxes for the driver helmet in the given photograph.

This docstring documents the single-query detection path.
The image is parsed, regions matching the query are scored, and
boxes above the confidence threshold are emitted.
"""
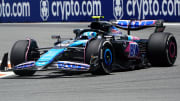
[80,32,97,39]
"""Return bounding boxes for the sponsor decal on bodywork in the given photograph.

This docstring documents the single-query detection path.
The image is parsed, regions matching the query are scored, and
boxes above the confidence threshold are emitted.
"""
[125,42,139,58]
[57,61,90,71]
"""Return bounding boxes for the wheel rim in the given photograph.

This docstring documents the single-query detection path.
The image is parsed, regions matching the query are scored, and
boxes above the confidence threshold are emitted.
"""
[104,48,112,66]
[167,36,177,64]
[169,42,176,58]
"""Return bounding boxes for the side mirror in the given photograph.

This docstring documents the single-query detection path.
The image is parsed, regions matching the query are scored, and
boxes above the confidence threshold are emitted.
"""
[73,29,81,39]
[51,35,61,45]
[73,29,81,34]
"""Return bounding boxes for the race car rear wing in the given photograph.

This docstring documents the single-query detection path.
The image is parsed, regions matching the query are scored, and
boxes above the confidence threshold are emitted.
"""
[112,20,165,35]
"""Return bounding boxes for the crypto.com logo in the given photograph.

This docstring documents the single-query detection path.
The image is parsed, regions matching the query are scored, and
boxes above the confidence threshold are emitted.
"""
[113,0,123,20]
[40,0,49,21]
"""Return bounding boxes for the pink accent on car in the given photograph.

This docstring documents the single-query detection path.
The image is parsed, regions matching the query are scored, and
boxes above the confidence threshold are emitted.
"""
[125,41,140,59]
[125,41,136,52]
[84,39,93,63]
[132,36,140,41]
[169,42,176,58]
[125,44,130,52]
[84,42,87,63]
[25,38,31,61]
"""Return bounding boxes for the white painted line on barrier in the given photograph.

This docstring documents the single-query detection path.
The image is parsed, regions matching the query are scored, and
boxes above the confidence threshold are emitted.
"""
[0,22,90,25]
[164,23,180,26]
[0,22,180,26]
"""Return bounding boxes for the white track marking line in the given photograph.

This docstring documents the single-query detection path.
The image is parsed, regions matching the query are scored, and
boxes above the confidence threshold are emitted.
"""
[164,23,180,26]
[0,72,14,78]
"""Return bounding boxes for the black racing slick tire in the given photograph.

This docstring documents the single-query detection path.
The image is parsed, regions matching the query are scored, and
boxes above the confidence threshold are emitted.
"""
[148,32,177,66]
[10,39,40,76]
[85,39,113,75]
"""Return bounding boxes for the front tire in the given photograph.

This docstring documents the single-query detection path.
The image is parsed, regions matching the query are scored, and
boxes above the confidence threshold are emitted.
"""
[148,32,177,66]
[85,39,113,75]
[10,39,40,76]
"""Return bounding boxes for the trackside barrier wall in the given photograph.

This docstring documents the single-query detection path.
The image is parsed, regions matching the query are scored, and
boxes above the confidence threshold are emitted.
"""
[0,0,180,22]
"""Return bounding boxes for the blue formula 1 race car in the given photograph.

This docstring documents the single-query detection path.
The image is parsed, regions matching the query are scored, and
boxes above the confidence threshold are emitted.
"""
[9,16,177,76]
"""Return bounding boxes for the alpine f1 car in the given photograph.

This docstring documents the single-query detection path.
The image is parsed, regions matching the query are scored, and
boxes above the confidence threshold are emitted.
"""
[9,16,177,76]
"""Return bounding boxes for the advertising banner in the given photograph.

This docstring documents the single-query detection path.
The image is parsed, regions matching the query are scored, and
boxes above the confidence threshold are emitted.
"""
[0,0,180,22]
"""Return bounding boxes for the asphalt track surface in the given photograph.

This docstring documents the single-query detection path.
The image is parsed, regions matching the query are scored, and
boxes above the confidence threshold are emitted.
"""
[0,23,180,101]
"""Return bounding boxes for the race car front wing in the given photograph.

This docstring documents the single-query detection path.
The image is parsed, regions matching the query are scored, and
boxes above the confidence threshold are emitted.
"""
[13,61,90,72]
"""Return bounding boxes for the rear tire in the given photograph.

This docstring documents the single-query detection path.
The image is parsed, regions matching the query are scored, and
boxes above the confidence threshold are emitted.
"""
[10,39,40,76]
[148,32,177,66]
[85,39,113,75]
